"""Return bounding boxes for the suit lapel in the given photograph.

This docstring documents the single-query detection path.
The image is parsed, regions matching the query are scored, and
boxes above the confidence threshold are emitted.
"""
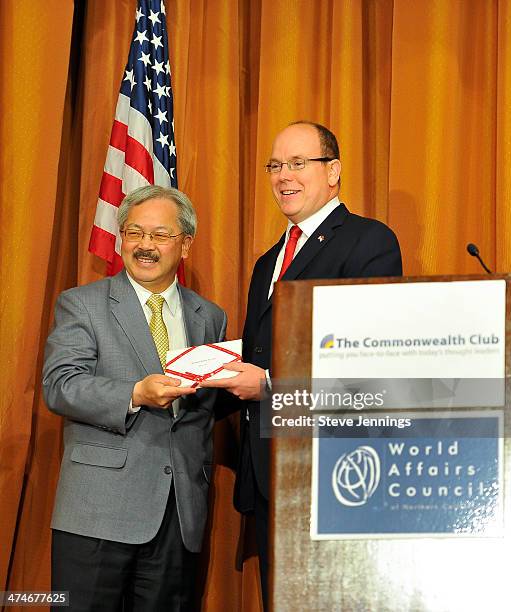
[257,234,286,320]
[109,271,162,375]
[280,204,349,281]
[258,206,350,321]
[110,274,206,421]
[179,285,206,347]
[174,285,206,423]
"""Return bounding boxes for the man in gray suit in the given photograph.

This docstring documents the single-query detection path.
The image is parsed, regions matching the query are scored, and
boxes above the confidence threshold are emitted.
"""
[43,185,226,611]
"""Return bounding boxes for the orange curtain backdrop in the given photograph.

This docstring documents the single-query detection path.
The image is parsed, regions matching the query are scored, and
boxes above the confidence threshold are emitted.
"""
[496,1,511,270]
[2,0,511,610]
[252,0,396,260]
[388,0,501,275]
[0,0,74,592]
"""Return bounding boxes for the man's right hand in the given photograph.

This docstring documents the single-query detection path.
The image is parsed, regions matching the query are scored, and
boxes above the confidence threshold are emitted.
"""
[132,375,196,409]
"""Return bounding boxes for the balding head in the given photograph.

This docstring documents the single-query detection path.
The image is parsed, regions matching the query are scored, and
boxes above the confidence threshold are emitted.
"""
[267,122,341,223]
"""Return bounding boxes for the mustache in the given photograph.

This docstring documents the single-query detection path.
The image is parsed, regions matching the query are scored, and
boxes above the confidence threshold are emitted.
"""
[134,249,160,262]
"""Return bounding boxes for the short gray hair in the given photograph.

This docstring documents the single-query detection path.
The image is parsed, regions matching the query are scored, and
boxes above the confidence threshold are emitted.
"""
[117,185,197,237]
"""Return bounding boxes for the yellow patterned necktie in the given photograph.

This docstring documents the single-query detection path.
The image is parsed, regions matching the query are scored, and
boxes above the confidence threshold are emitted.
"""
[146,294,169,368]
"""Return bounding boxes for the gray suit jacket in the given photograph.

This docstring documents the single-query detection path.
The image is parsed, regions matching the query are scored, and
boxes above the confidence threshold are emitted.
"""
[43,270,226,552]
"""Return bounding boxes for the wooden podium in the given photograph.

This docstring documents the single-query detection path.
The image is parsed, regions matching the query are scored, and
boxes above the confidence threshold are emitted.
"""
[269,275,510,612]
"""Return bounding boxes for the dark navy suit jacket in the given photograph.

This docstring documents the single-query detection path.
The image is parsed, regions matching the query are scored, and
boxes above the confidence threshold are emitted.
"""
[234,203,403,510]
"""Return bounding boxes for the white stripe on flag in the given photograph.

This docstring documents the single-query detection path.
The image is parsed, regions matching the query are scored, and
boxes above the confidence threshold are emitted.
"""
[114,93,130,124]
[114,94,154,158]
[127,105,154,156]
[115,232,122,256]
[104,146,125,178]
[93,199,120,235]
[114,94,171,186]
[122,164,151,195]
[154,155,171,186]
[116,94,155,156]
[103,146,151,192]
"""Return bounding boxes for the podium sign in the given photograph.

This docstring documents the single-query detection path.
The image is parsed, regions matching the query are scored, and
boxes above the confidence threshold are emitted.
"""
[309,280,505,540]
[312,280,505,379]
[311,412,503,539]
[270,275,511,612]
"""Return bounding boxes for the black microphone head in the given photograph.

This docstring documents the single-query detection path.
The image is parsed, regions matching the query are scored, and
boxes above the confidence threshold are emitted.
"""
[467,243,479,257]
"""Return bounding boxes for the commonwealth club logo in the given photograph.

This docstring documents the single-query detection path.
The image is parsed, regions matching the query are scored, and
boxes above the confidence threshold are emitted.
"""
[332,446,381,507]
[320,333,335,348]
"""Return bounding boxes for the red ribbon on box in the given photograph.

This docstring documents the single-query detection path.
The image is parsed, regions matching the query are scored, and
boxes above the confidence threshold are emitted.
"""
[164,343,242,388]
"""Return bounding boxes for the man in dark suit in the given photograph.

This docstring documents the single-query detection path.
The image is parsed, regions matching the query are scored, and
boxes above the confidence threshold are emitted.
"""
[43,185,226,610]
[202,121,402,606]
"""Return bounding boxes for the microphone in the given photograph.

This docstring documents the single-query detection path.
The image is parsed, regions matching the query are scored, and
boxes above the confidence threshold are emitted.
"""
[466,243,492,274]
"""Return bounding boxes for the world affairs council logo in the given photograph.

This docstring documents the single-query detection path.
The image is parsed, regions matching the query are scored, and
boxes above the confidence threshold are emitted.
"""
[332,446,381,507]
[320,333,335,348]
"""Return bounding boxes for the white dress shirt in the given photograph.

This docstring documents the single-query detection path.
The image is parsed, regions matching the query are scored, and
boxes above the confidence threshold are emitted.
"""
[126,273,188,415]
[268,196,340,298]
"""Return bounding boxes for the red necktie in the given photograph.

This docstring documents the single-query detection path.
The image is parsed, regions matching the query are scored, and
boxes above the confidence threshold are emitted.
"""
[277,225,303,280]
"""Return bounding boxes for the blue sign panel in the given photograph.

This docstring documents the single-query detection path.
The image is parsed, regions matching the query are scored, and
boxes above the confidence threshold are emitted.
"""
[311,413,502,538]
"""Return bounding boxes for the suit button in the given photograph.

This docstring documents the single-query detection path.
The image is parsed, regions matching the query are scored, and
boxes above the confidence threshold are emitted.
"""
[164,466,172,475]
[254,346,263,353]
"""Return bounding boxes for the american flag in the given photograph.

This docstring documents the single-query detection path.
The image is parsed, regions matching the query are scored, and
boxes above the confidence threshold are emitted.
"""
[89,0,181,278]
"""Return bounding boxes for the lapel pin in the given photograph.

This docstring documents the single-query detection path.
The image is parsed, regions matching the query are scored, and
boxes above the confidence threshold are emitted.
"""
[318,235,325,242]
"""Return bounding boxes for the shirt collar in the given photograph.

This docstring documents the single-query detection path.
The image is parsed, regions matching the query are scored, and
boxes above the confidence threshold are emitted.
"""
[285,195,340,239]
[126,273,179,315]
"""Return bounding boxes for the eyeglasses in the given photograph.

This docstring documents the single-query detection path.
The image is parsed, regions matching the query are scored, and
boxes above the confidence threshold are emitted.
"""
[264,157,335,173]
[121,229,184,244]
